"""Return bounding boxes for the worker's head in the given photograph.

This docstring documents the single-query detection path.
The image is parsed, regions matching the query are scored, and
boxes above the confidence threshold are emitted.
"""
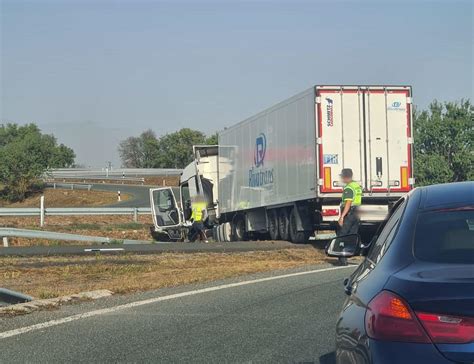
[194,194,206,205]
[340,168,353,184]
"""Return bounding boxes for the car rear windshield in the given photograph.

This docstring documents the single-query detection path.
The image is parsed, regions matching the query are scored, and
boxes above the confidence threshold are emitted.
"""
[414,208,474,264]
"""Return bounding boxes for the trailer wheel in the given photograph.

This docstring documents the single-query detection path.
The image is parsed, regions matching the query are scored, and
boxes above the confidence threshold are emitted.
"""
[211,226,218,242]
[223,222,232,242]
[216,224,223,242]
[232,217,246,241]
[278,209,290,241]
[268,210,280,240]
[289,208,310,244]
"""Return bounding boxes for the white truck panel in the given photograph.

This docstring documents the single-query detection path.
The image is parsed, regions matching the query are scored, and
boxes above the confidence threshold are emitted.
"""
[218,88,317,214]
[218,85,413,216]
[317,86,413,196]
[365,90,412,192]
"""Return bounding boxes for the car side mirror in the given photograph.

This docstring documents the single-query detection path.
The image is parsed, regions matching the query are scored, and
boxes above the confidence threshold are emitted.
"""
[359,234,378,256]
[326,234,361,258]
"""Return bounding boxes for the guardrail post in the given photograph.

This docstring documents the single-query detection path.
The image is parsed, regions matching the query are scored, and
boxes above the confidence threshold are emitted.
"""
[53,183,56,189]
[40,195,45,227]
[133,208,138,222]
[2,237,8,247]
[71,184,74,190]
[88,185,92,191]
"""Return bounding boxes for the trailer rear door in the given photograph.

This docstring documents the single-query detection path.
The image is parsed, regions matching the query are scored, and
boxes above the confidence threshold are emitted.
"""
[316,86,413,195]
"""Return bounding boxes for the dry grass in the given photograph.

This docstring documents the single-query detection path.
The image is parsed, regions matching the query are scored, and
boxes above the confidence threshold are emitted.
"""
[144,176,180,186]
[0,215,153,246]
[0,249,331,299]
[0,188,130,208]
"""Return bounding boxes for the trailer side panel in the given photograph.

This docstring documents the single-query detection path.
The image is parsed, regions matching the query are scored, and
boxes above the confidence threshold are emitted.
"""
[218,88,317,214]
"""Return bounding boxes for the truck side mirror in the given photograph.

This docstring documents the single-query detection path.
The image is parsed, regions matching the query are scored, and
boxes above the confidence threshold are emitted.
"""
[326,234,361,258]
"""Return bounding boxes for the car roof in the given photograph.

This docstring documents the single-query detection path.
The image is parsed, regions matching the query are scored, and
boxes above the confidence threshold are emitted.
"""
[418,181,474,210]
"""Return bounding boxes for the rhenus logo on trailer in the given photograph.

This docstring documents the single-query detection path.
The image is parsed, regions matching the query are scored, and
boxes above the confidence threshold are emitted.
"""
[326,98,334,127]
[249,133,274,187]
[387,100,406,112]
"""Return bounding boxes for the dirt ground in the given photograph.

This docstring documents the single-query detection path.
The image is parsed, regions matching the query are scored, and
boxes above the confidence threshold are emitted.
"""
[144,175,180,186]
[0,215,153,246]
[0,248,332,299]
[0,188,131,208]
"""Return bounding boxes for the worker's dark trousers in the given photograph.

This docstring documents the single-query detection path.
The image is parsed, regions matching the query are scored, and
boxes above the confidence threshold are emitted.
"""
[337,210,360,265]
[188,221,206,242]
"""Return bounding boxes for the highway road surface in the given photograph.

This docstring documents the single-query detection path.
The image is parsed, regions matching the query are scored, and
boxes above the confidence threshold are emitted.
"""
[0,264,355,363]
[89,183,152,207]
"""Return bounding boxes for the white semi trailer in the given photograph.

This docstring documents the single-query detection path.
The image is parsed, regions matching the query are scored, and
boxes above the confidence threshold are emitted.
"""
[150,85,414,243]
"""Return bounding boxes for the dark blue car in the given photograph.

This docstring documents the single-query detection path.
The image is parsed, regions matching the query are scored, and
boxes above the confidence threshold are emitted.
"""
[327,182,474,364]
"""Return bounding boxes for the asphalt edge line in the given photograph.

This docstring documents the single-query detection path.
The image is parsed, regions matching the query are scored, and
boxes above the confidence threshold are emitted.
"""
[0,265,353,339]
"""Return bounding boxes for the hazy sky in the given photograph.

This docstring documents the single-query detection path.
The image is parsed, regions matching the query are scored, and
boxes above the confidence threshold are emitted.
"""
[1,0,473,167]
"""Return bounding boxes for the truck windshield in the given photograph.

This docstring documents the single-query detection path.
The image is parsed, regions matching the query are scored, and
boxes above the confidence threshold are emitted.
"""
[414,208,474,264]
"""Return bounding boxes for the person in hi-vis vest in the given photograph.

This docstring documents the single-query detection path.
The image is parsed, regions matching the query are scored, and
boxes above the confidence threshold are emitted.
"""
[188,195,208,243]
[337,168,362,265]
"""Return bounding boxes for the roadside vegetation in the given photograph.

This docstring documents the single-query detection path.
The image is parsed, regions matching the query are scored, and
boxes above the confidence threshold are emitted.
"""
[0,123,76,202]
[0,248,332,300]
[118,128,218,168]
[413,100,473,185]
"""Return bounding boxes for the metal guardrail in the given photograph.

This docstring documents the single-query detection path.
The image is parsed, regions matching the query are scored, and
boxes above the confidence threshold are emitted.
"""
[46,168,182,178]
[46,182,93,190]
[0,227,111,244]
[0,207,151,217]
[0,288,33,305]
[44,177,146,185]
[0,228,154,248]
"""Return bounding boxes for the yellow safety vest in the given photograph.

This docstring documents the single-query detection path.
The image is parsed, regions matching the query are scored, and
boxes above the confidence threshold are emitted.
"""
[191,201,207,222]
[342,181,362,206]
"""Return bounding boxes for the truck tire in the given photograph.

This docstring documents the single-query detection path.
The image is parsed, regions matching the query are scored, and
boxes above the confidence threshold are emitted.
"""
[212,226,218,242]
[278,209,290,241]
[268,210,280,240]
[216,224,223,242]
[223,222,232,242]
[289,208,309,244]
[232,217,246,241]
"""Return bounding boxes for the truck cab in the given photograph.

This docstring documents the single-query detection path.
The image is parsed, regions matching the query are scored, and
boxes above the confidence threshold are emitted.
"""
[149,145,218,241]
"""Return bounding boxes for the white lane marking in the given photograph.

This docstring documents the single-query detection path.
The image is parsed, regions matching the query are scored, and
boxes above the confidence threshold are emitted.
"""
[0,265,353,339]
[84,248,124,252]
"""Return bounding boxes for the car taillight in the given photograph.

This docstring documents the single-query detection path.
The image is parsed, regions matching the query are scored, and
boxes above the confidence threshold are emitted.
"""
[416,312,474,344]
[365,291,431,343]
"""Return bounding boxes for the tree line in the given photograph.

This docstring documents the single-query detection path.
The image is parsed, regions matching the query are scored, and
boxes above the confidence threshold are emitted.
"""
[119,100,473,186]
[0,99,471,202]
[0,123,75,201]
[118,128,218,168]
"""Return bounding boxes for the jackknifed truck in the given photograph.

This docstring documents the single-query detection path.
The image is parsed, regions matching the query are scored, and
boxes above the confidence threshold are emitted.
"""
[150,85,414,242]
